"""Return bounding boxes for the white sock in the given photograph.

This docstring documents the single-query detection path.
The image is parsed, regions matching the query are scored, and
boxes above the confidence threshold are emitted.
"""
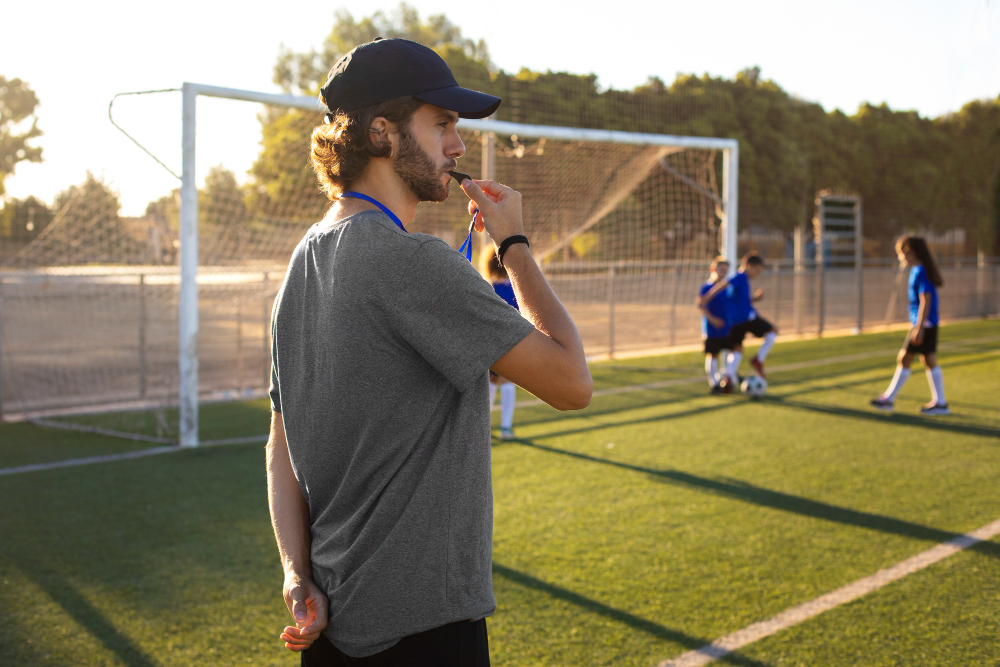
[705,356,719,387]
[726,351,742,379]
[489,382,498,408]
[926,366,946,405]
[500,382,516,429]
[757,332,776,362]
[884,366,910,401]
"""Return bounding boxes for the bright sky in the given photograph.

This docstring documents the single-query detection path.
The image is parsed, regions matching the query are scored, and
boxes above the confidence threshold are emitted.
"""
[3,0,998,215]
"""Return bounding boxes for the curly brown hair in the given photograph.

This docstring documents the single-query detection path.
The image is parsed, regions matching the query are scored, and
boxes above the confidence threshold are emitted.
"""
[311,95,424,200]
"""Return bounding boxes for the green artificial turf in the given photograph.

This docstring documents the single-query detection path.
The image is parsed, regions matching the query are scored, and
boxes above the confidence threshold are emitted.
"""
[1,320,998,665]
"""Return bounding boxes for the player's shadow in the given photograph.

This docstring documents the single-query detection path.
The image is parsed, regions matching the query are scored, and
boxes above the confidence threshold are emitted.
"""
[764,395,1000,441]
[6,560,158,667]
[491,562,771,667]
[497,398,745,444]
[506,384,717,431]
[771,349,997,397]
[511,439,1000,560]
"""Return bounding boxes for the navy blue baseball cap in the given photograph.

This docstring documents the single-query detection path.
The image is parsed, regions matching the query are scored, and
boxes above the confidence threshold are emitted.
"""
[320,37,501,119]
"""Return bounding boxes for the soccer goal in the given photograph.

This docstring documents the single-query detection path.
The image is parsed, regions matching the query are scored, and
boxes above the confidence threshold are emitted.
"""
[0,82,738,446]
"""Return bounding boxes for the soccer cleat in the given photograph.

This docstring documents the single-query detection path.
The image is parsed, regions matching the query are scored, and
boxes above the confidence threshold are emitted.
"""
[870,397,894,412]
[719,376,734,394]
[920,403,951,416]
[750,356,765,378]
[500,427,515,440]
[710,384,723,395]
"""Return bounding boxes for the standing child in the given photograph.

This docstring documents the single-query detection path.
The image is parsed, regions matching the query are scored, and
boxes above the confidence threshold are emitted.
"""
[700,252,777,388]
[483,252,521,438]
[698,257,732,394]
[871,236,949,415]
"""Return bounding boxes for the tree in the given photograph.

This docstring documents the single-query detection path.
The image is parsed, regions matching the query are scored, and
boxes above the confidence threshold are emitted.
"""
[273,3,490,95]
[0,76,43,197]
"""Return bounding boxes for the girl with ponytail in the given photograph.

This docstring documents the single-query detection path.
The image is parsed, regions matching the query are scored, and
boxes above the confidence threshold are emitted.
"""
[871,236,949,415]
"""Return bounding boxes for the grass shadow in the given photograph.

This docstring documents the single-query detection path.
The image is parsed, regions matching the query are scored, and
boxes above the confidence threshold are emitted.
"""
[497,399,744,444]
[511,439,1000,560]
[491,562,770,667]
[765,395,1000,441]
[9,561,158,667]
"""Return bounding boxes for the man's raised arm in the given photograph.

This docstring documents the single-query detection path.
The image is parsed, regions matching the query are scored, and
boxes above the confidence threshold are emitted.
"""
[461,179,592,411]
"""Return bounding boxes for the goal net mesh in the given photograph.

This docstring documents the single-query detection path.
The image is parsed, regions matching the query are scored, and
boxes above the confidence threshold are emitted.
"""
[1,99,724,442]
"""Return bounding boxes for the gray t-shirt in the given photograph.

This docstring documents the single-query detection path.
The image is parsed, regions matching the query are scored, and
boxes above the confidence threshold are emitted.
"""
[269,209,534,657]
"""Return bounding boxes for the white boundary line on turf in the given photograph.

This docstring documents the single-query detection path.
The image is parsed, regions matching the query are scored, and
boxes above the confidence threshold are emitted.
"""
[657,516,1000,667]
[0,445,181,476]
[6,334,998,476]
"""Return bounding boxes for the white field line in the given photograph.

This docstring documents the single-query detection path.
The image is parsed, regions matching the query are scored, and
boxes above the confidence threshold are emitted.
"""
[0,445,180,476]
[657,516,1000,667]
[6,335,998,476]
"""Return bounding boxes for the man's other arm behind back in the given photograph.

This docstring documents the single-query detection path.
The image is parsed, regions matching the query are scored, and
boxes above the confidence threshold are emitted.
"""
[461,179,592,410]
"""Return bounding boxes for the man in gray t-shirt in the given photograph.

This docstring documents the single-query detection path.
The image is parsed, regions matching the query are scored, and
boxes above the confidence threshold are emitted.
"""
[267,38,592,665]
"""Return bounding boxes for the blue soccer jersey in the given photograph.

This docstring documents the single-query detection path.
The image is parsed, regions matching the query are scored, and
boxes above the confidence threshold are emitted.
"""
[700,281,730,339]
[908,265,939,326]
[727,271,757,324]
[492,280,519,310]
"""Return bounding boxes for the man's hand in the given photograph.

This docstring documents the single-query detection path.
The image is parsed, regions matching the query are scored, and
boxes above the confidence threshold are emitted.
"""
[280,572,328,652]
[753,288,764,301]
[708,315,725,329]
[910,327,924,347]
[460,179,525,244]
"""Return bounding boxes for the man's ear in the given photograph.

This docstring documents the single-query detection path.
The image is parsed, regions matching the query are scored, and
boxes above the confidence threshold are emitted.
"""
[369,117,398,155]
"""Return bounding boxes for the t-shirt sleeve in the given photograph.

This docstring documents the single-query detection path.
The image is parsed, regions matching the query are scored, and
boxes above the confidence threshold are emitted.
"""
[387,239,535,392]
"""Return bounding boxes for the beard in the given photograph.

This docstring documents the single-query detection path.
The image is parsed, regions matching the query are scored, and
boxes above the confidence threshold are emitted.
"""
[393,127,452,203]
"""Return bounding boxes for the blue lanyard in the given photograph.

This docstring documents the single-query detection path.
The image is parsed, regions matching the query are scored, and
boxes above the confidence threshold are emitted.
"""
[341,191,406,232]
[342,190,476,262]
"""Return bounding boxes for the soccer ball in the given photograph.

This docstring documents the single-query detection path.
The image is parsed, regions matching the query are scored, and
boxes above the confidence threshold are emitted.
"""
[741,375,768,398]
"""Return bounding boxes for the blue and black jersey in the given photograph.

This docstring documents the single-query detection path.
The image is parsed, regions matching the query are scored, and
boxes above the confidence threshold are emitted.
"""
[908,265,939,327]
[699,281,730,339]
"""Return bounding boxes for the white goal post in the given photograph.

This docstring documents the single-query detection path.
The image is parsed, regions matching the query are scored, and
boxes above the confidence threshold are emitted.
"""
[178,82,739,447]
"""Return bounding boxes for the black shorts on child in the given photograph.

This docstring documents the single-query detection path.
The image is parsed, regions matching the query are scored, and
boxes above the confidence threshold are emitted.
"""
[703,337,729,355]
[728,317,774,346]
[905,326,937,355]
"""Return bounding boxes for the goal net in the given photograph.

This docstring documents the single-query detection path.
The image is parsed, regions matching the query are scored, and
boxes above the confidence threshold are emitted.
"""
[0,84,736,445]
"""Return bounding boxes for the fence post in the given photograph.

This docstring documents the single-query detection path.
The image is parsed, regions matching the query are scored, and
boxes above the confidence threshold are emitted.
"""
[817,258,825,336]
[793,226,804,334]
[139,273,147,398]
[262,272,270,387]
[669,266,681,347]
[607,264,616,358]
[978,250,987,317]
[236,288,244,392]
[772,263,781,329]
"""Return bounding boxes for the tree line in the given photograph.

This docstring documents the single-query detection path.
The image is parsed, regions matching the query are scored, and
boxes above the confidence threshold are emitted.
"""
[3,4,998,265]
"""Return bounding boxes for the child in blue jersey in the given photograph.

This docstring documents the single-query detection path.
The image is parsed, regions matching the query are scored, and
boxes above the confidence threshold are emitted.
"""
[698,257,732,394]
[700,252,777,387]
[483,252,521,438]
[871,236,949,415]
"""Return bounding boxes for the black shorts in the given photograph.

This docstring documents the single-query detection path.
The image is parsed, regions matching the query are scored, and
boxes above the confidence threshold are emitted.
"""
[728,317,774,346]
[703,337,729,355]
[301,618,489,667]
[905,326,938,355]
